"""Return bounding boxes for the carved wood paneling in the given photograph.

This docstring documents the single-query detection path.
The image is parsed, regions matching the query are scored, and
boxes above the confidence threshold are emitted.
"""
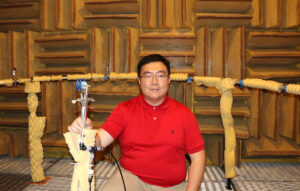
[0,1,40,32]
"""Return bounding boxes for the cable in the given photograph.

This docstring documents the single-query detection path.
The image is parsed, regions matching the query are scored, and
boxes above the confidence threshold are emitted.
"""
[108,150,126,191]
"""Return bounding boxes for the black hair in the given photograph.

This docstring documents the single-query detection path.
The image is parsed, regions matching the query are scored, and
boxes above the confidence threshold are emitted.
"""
[137,54,170,77]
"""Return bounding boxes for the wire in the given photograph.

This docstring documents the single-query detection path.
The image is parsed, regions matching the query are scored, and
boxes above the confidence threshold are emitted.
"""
[108,150,126,191]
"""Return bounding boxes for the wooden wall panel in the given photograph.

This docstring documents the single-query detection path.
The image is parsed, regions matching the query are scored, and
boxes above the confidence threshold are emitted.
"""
[168,82,185,104]
[278,94,298,140]
[126,27,139,73]
[0,1,40,32]
[264,0,281,28]
[91,28,109,74]
[248,89,261,139]
[227,27,245,79]
[0,33,9,79]
[140,31,195,74]
[195,0,252,28]
[9,31,26,78]
[56,0,72,30]
[282,0,300,28]
[41,0,56,30]
[42,82,60,134]
[261,91,279,139]
[110,27,125,73]
[141,0,157,29]
[246,32,300,81]
[72,0,86,29]
[84,0,139,28]
[33,32,91,75]
[0,131,9,155]
[174,0,193,29]
[195,27,245,78]
[142,0,193,30]
[25,31,41,77]
[210,28,226,77]
[158,0,175,29]
[60,81,76,134]
[195,27,210,76]
[251,0,263,27]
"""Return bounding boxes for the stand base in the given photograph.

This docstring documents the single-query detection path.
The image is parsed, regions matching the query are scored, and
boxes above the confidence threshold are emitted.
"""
[226,178,232,190]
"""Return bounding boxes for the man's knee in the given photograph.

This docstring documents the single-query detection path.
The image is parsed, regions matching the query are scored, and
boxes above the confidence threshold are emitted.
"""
[102,180,124,191]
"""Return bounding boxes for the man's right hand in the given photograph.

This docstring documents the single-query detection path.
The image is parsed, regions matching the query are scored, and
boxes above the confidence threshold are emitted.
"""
[67,117,93,134]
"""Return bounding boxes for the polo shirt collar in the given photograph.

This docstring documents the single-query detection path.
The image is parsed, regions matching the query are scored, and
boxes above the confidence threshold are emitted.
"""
[139,94,170,110]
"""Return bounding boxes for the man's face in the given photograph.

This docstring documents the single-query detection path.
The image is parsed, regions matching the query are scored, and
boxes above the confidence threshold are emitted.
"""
[138,61,170,106]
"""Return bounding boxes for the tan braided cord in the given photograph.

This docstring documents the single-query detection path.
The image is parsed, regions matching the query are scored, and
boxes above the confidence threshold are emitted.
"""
[170,73,188,81]
[25,82,47,182]
[64,129,97,191]
[286,84,300,95]
[28,116,46,182]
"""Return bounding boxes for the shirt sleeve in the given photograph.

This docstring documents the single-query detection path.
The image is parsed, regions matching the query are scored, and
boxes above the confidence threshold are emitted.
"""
[100,103,126,139]
[184,111,205,154]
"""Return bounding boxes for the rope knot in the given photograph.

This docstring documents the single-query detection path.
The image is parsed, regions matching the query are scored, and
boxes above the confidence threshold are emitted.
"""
[216,78,237,94]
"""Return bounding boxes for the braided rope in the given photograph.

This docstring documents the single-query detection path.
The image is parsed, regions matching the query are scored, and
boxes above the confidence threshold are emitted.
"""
[170,73,188,81]
[109,72,138,81]
[25,81,46,182]
[286,84,300,95]
[28,116,46,182]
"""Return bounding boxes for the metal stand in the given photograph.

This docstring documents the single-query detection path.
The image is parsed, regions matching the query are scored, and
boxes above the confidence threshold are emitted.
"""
[226,178,232,190]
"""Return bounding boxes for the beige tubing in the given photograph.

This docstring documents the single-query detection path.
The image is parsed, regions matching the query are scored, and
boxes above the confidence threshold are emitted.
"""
[0,79,13,86]
[18,78,31,84]
[194,77,237,179]
[51,75,63,81]
[67,73,93,80]
[194,76,222,87]
[25,82,46,182]
[91,73,105,82]
[64,129,97,191]
[286,84,300,95]
[243,78,283,93]
[33,76,51,82]
[216,78,237,179]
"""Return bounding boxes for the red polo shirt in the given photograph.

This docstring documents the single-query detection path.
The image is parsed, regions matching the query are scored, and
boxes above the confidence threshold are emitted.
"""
[101,95,205,187]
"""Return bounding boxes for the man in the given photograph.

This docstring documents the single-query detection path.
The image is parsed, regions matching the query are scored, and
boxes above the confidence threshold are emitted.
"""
[68,54,206,191]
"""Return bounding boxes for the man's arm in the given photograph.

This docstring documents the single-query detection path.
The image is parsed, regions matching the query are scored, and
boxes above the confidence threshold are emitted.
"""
[186,149,206,191]
[95,128,114,148]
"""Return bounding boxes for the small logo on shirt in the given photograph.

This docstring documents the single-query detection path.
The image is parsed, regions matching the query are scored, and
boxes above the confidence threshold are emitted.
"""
[171,130,174,134]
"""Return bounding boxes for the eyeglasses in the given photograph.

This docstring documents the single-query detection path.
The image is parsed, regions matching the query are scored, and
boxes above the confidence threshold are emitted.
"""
[140,73,169,81]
